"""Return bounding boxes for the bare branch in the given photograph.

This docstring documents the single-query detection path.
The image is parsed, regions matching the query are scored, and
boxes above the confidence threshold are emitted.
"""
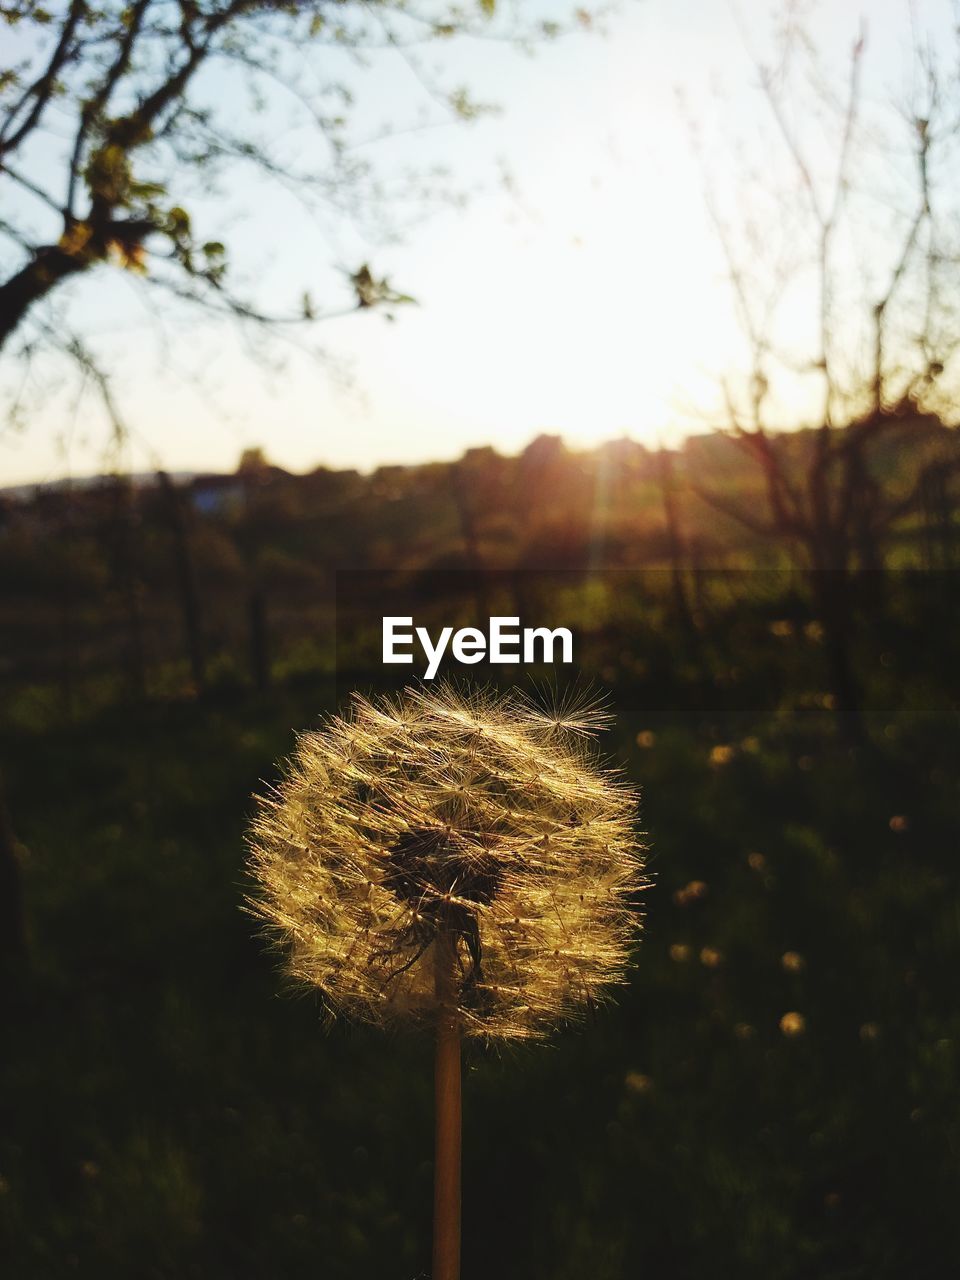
[0,0,87,156]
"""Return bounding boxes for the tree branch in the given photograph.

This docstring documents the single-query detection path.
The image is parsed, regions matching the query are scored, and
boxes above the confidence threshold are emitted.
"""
[0,0,87,156]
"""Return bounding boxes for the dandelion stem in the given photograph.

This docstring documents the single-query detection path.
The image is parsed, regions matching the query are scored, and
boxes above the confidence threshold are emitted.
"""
[433,928,461,1280]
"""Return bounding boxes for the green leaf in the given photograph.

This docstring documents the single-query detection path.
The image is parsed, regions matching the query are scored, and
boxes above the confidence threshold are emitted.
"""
[130,181,167,201]
[165,206,192,243]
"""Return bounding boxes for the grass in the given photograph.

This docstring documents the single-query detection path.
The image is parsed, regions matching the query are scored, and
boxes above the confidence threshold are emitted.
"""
[2,578,959,1278]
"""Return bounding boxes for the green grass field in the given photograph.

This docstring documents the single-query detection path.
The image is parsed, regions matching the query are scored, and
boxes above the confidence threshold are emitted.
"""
[2,568,958,1278]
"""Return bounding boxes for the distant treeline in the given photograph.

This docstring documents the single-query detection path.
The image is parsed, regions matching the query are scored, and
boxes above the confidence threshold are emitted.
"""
[1,419,957,721]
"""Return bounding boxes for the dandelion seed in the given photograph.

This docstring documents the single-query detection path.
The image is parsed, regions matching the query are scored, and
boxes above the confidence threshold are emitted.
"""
[780,1011,806,1036]
[673,879,708,907]
[781,951,805,973]
[245,682,646,1280]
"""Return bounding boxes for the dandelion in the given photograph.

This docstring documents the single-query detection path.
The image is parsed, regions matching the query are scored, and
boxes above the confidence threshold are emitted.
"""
[780,1011,806,1036]
[246,682,645,1280]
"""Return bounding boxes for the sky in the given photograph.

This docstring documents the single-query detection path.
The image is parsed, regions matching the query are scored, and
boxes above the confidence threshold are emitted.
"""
[1,0,956,485]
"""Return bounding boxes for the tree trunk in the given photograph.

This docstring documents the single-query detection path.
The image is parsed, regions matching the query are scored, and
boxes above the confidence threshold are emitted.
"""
[921,466,955,570]
[655,448,696,638]
[0,245,86,350]
[810,566,866,747]
[157,471,206,694]
[105,478,147,702]
[450,462,491,623]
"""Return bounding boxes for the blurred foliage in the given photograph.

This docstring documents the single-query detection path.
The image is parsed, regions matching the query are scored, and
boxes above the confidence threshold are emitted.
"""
[0,431,959,1277]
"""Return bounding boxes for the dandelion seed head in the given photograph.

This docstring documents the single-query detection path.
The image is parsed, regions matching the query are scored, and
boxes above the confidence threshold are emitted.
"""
[246,683,646,1040]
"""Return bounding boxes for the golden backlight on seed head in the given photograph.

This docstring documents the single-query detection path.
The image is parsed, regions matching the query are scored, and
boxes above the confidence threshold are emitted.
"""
[246,683,647,1041]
